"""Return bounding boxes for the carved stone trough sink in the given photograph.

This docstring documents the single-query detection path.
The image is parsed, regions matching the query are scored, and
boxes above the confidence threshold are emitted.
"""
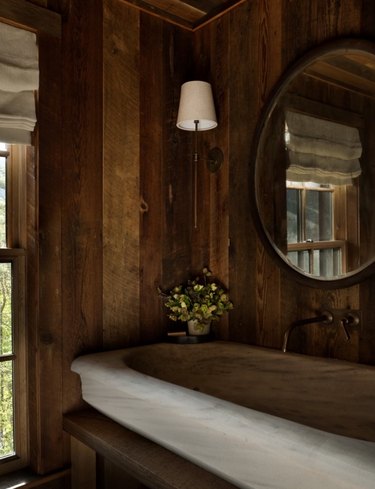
[71,341,375,489]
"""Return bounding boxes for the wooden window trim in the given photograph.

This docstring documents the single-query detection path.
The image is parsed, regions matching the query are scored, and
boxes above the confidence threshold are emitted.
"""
[0,3,63,475]
[0,145,28,475]
[288,239,346,251]
[0,0,61,38]
[286,181,355,272]
[287,240,347,275]
[0,254,28,475]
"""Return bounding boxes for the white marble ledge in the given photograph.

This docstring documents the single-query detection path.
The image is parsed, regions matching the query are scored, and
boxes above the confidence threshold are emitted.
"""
[72,345,375,489]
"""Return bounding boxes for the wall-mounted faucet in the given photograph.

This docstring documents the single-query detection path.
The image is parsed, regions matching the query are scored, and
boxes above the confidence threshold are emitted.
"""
[282,309,360,353]
[282,310,333,353]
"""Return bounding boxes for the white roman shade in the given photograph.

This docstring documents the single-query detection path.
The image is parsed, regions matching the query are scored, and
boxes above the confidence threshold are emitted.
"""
[0,22,39,144]
[285,111,362,185]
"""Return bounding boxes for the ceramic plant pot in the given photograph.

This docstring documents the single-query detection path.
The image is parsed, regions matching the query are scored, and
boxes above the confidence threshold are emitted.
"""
[187,319,211,336]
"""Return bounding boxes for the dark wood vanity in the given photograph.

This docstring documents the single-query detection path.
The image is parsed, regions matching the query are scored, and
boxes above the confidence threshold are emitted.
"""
[64,409,238,489]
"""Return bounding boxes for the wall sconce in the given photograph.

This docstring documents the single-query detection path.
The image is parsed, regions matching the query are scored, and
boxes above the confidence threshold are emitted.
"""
[176,80,224,228]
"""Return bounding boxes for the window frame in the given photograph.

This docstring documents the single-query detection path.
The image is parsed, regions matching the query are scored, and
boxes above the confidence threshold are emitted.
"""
[0,1,62,475]
[287,240,347,275]
[286,182,348,276]
[0,145,29,475]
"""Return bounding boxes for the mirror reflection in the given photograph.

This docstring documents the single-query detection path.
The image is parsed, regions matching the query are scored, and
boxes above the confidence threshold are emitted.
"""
[255,42,375,282]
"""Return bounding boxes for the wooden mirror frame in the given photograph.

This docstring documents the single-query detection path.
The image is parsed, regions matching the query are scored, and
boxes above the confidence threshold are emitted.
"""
[250,38,375,289]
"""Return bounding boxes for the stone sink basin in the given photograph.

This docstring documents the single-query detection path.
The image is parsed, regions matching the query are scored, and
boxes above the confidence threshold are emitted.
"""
[71,341,375,489]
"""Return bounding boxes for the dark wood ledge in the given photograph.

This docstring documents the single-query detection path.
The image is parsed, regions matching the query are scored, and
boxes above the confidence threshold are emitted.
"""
[63,409,239,489]
[0,467,70,489]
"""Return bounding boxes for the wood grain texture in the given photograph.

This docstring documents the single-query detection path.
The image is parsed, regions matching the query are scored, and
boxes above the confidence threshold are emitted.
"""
[97,456,148,489]
[358,99,375,364]
[28,30,64,474]
[193,15,230,340]
[103,0,140,348]
[139,17,195,341]
[0,468,71,489]
[122,341,375,440]
[224,0,256,343]
[207,16,230,338]
[61,0,103,417]
[119,0,246,31]
[0,0,61,36]
[190,0,375,361]
[64,409,240,489]
[6,0,375,483]
[278,0,366,360]
[360,277,375,365]
[191,25,211,274]
[360,100,375,264]
[139,13,164,344]
[26,145,39,472]
[229,0,283,344]
[70,437,96,489]
[161,26,194,290]
[190,23,223,287]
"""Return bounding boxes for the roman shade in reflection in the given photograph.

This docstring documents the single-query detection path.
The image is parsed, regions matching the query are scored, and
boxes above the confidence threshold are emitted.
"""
[285,111,362,185]
[0,22,39,144]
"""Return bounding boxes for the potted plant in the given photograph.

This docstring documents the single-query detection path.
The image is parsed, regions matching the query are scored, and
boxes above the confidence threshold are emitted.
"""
[159,268,233,335]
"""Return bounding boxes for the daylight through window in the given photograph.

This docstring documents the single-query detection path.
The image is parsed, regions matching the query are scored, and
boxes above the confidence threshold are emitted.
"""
[0,143,28,473]
[286,181,346,277]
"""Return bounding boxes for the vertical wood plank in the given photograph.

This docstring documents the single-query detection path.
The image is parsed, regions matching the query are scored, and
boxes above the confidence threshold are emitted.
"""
[228,0,284,343]
[71,437,96,489]
[226,0,257,343]
[162,27,194,288]
[61,0,103,414]
[139,16,194,340]
[191,26,211,274]
[361,0,375,35]
[192,16,231,338]
[103,0,140,348]
[139,14,165,342]
[359,66,375,363]
[98,456,147,489]
[29,29,63,473]
[208,16,230,338]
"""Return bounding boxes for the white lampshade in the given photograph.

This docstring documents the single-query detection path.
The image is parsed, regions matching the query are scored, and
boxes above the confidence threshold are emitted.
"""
[176,81,217,131]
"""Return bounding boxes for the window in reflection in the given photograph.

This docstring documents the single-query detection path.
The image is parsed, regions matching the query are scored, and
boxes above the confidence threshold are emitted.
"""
[286,181,345,277]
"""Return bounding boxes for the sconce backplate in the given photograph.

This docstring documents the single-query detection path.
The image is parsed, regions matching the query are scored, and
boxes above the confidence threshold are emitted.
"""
[207,147,224,173]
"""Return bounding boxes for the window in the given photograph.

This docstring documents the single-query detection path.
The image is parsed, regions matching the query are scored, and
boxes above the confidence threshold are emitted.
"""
[0,143,28,474]
[284,110,361,277]
[286,181,346,277]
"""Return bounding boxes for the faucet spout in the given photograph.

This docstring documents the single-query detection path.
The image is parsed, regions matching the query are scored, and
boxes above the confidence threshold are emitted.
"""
[282,310,334,353]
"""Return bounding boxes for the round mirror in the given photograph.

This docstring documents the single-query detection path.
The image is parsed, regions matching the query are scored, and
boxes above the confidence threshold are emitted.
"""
[252,39,375,288]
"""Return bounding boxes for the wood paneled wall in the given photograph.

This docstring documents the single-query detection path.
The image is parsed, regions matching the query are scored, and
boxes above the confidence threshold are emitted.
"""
[60,0,104,469]
[193,0,375,363]
[7,0,375,481]
[99,0,375,367]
